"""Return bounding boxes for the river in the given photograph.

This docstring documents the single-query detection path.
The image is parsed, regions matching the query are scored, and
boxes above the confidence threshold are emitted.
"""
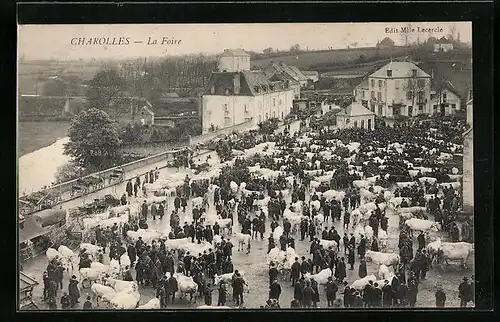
[18,136,72,195]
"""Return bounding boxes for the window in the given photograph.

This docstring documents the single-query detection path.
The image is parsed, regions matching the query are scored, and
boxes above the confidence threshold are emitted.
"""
[408,106,413,117]
[387,70,392,77]
[210,86,215,94]
[412,69,417,77]
[361,120,365,129]
[417,91,424,102]
[395,80,400,89]
[371,79,375,87]
[433,105,438,112]
[279,99,282,105]
[362,90,365,99]
[329,106,332,111]
[451,103,456,110]
[419,104,424,111]
[406,91,412,100]
[378,80,383,88]
[378,105,383,115]
[430,93,436,100]
[418,79,425,87]
[244,104,248,112]
[224,117,231,126]
[223,104,228,112]
[443,93,447,102]
[273,98,276,106]
[272,111,276,118]
[368,119,372,129]
[371,91,375,99]
[346,118,350,123]
[254,86,260,93]
[354,120,358,128]
[266,113,268,120]
[377,92,382,101]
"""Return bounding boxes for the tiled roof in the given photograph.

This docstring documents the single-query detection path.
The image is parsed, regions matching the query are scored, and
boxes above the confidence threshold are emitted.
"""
[266,62,308,83]
[337,102,375,117]
[202,70,292,97]
[369,61,431,78]
[220,49,250,57]
[378,37,395,46]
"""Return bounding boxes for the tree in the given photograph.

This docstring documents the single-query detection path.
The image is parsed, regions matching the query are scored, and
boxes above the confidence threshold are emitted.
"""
[263,47,274,55]
[64,108,122,170]
[402,68,426,116]
[290,44,301,53]
[85,69,126,109]
[54,161,87,183]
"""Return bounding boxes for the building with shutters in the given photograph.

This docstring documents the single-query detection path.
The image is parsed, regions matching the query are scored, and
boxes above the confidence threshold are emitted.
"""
[367,61,432,118]
[201,49,294,134]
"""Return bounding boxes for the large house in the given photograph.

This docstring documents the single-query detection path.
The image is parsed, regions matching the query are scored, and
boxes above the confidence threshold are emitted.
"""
[302,71,320,86]
[336,102,375,130]
[353,79,369,107]
[201,50,294,134]
[218,49,251,72]
[367,61,432,118]
[434,37,454,52]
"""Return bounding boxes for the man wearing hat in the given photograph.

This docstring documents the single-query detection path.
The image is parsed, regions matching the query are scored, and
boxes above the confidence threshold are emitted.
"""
[268,262,279,288]
[269,279,282,303]
[68,275,80,308]
[290,257,301,287]
[435,284,446,307]
[458,277,472,307]
[325,276,338,307]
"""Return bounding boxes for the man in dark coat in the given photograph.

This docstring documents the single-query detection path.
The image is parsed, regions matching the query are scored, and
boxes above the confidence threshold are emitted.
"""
[300,256,311,275]
[126,180,133,197]
[371,238,379,252]
[213,222,220,236]
[269,280,282,302]
[68,275,80,308]
[141,201,148,220]
[335,257,347,283]
[357,235,366,259]
[347,245,355,270]
[133,181,139,197]
[293,279,304,306]
[167,274,179,304]
[382,280,393,307]
[435,285,446,307]
[174,196,181,212]
[300,219,308,241]
[308,221,316,242]
[302,282,314,308]
[458,277,472,307]
[372,283,382,307]
[358,258,367,278]
[417,231,426,250]
[181,197,188,212]
[268,263,279,287]
[290,257,301,287]
[325,276,338,307]
[158,203,165,220]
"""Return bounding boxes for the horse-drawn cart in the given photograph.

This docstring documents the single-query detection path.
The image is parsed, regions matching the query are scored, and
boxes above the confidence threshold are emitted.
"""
[19,272,39,310]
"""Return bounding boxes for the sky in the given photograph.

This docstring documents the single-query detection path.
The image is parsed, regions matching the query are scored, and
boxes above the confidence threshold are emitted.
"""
[18,22,472,60]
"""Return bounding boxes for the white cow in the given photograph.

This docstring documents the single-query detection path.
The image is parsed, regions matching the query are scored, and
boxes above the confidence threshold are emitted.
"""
[365,250,400,266]
[304,268,332,285]
[137,298,161,309]
[351,275,377,291]
[233,232,251,254]
[192,197,204,208]
[353,180,370,189]
[437,242,474,270]
[377,264,393,280]
[405,218,441,232]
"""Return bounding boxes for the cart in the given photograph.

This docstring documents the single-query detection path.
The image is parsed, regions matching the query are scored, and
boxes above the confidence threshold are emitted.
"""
[19,272,39,310]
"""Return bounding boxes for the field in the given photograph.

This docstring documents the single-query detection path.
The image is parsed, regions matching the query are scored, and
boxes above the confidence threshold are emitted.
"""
[251,46,412,71]
[17,121,70,157]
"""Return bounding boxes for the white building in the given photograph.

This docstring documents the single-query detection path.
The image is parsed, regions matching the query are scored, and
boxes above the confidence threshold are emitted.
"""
[353,79,369,107]
[321,101,341,115]
[433,37,454,52]
[201,50,294,133]
[368,61,432,118]
[263,61,309,96]
[302,71,320,84]
[218,49,251,72]
[336,102,375,130]
[466,98,473,125]
[430,81,462,116]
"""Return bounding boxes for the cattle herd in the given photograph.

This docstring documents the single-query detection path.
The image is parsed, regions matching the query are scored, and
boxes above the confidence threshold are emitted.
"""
[37,114,475,310]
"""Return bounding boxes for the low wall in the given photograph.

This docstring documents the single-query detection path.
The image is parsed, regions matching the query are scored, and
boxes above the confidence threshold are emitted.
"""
[23,149,183,205]
[121,141,189,157]
[195,121,257,145]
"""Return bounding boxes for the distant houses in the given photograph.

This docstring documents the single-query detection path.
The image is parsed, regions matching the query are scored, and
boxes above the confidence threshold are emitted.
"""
[336,102,376,130]
[434,36,454,52]
[376,37,395,48]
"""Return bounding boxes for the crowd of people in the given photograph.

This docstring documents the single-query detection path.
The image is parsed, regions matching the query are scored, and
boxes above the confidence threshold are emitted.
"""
[38,111,475,310]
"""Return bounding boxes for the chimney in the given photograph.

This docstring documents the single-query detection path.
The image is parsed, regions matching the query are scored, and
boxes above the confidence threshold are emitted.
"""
[233,73,241,95]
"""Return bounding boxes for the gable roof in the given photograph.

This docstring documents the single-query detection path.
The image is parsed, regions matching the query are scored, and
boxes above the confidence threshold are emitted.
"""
[378,37,395,46]
[220,49,250,57]
[266,62,308,83]
[337,102,375,117]
[302,71,319,77]
[436,36,451,44]
[202,70,292,97]
[369,61,431,78]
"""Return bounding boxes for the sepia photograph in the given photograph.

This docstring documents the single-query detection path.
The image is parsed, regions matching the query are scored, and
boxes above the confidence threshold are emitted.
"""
[17,22,474,310]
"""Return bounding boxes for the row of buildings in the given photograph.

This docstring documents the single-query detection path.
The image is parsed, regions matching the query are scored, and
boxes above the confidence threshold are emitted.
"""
[201,49,318,134]
[376,36,455,52]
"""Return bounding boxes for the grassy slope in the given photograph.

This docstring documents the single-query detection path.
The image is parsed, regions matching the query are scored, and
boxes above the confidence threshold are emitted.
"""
[18,121,70,157]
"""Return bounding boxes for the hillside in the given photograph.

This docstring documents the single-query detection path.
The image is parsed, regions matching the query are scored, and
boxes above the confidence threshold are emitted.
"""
[251,46,412,71]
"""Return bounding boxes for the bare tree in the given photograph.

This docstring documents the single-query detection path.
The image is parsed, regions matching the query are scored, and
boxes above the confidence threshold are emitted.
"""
[400,23,413,46]
[448,24,457,42]
[402,68,426,116]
